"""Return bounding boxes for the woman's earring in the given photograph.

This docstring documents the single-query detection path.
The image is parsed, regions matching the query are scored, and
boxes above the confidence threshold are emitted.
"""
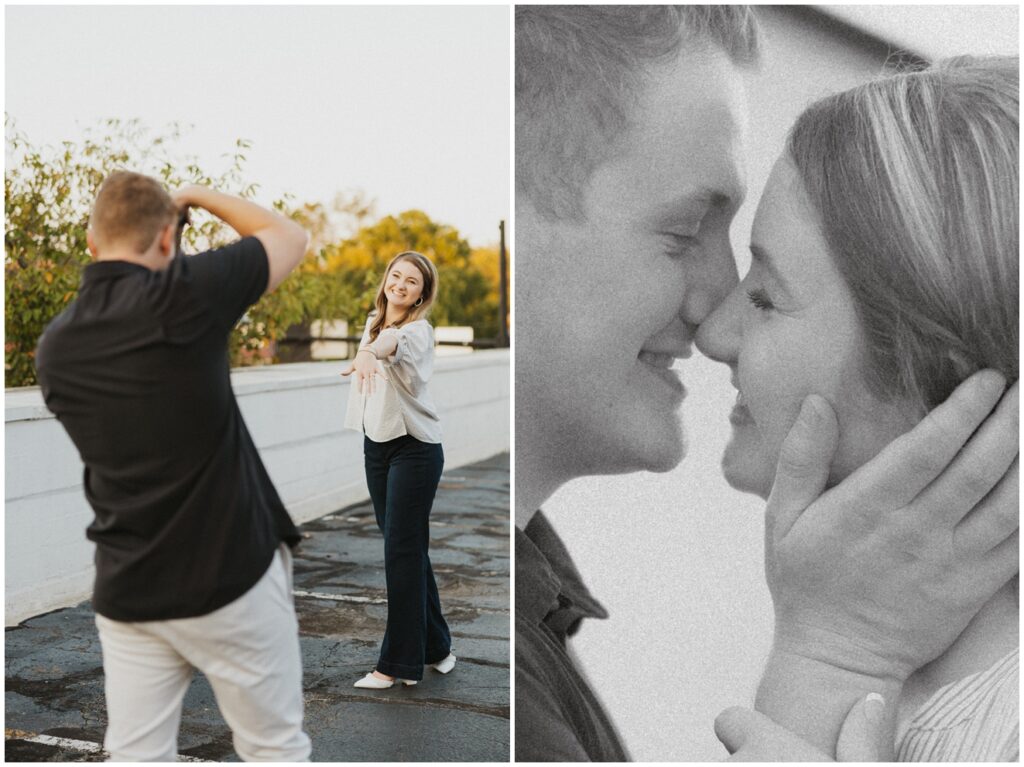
[414,297,424,307]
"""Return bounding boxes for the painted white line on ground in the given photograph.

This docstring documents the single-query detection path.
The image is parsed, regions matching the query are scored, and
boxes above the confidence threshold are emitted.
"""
[15,734,100,754]
[292,589,387,605]
[291,589,507,614]
[10,733,210,762]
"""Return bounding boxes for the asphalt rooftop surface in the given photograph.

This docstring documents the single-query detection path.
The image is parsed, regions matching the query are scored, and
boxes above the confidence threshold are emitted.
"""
[5,453,510,762]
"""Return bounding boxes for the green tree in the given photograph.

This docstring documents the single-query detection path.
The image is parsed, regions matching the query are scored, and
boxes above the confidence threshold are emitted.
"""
[4,119,364,385]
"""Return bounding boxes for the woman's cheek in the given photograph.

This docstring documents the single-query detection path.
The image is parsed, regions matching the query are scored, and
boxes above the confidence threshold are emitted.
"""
[740,331,809,462]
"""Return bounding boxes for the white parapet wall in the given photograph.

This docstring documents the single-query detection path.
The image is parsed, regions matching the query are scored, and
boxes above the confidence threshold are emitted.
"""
[4,350,509,626]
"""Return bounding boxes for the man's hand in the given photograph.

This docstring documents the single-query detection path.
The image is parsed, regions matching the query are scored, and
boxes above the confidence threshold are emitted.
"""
[715,695,885,762]
[767,370,1018,681]
[170,184,202,210]
[169,191,192,257]
[340,349,387,395]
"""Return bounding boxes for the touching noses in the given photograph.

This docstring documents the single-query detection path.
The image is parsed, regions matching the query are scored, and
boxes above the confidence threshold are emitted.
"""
[695,282,743,365]
[681,235,738,334]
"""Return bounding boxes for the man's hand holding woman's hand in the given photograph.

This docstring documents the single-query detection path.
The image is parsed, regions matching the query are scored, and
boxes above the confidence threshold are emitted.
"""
[716,694,886,762]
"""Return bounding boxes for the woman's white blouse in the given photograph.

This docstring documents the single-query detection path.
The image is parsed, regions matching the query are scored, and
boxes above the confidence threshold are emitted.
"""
[896,647,1018,761]
[343,316,442,444]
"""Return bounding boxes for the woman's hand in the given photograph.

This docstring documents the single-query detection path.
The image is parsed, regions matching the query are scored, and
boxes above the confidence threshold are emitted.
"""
[754,370,1017,757]
[766,371,1017,682]
[340,349,387,395]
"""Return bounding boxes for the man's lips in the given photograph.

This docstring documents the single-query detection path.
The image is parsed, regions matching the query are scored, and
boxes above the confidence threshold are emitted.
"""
[638,345,692,368]
[638,350,687,398]
[637,351,676,369]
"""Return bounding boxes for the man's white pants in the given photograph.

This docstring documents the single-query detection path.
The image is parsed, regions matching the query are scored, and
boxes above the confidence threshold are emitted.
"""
[95,545,311,762]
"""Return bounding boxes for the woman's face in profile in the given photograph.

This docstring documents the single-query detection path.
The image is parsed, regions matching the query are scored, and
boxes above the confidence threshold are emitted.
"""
[696,156,921,498]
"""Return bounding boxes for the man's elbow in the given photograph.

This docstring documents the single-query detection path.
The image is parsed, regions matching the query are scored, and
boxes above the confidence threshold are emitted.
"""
[283,220,310,261]
[260,222,310,292]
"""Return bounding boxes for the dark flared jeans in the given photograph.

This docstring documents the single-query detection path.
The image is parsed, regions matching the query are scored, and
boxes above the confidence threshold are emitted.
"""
[363,434,451,680]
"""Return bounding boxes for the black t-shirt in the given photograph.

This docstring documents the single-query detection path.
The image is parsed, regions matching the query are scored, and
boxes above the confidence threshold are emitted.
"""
[35,237,300,621]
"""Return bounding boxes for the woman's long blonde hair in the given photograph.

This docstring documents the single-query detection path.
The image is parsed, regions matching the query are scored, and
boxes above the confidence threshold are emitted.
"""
[788,56,1018,410]
[368,251,439,341]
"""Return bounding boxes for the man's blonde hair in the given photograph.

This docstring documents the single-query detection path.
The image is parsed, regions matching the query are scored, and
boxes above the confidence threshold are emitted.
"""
[89,171,178,253]
[788,56,1019,409]
[516,5,760,221]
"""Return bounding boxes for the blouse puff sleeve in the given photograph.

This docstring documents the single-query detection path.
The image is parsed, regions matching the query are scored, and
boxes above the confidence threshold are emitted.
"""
[378,322,435,393]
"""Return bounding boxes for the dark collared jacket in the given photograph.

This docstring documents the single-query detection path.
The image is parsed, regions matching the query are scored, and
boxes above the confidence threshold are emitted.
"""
[515,513,629,762]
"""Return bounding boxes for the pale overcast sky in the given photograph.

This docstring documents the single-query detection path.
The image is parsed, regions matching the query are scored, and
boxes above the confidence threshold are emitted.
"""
[822,4,1018,60]
[5,5,510,246]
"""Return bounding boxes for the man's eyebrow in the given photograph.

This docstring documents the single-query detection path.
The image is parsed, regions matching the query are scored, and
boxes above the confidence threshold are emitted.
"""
[649,189,732,226]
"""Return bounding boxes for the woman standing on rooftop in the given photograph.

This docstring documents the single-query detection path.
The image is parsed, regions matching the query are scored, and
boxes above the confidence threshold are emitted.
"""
[342,251,456,688]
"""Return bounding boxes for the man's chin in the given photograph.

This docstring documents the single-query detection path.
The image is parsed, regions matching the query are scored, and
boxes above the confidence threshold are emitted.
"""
[579,427,687,477]
[644,436,687,474]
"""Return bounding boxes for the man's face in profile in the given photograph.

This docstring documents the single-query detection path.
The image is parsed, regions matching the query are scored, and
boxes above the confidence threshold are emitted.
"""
[518,45,748,480]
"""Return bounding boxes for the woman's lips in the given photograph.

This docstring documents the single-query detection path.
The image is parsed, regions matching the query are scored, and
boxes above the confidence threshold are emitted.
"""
[729,390,754,425]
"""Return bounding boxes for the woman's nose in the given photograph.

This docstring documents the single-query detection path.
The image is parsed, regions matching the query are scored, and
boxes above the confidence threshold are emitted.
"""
[695,286,743,364]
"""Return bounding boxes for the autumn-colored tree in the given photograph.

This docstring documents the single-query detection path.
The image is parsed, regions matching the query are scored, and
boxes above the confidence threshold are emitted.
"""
[321,210,504,339]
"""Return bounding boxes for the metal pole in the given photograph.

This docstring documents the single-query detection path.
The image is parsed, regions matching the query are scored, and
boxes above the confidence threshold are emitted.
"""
[498,219,509,348]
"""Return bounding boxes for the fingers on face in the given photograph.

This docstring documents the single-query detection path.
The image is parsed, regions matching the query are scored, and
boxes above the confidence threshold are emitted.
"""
[954,457,1019,555]
[980,527,1019,585]
[946,527,1019,613]
[855,370,1008,509]
[919,382,1018,526]
[767,394,839,542]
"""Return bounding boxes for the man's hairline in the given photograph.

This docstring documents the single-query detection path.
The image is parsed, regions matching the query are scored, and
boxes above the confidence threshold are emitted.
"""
[524,40,749,224]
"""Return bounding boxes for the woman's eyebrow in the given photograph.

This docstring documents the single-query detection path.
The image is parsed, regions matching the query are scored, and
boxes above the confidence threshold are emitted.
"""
[749,243,793,292]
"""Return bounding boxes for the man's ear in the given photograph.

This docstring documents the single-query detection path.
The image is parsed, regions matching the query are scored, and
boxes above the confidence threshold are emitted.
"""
[159,221,176,260]
[86,229,99,259]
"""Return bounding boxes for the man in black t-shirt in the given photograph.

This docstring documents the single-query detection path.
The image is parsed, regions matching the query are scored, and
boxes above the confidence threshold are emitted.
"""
[35,171,312,761]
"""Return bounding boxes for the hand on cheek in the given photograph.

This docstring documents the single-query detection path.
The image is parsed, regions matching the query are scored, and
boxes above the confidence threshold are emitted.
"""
[766,371,1017,681]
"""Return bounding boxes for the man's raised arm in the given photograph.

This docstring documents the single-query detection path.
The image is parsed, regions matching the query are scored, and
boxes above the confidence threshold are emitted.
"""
[172,185,309,292]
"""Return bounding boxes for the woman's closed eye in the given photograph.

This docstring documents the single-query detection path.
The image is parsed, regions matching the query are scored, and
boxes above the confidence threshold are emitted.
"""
[746,286,775,311]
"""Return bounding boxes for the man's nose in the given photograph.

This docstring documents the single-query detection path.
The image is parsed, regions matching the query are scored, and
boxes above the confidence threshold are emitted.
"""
[694,285,743,364]
[681,238,739,327]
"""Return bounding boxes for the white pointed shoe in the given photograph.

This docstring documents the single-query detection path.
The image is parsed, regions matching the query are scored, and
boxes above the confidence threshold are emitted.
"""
[353,672,417,689]
[431,653,457,674]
